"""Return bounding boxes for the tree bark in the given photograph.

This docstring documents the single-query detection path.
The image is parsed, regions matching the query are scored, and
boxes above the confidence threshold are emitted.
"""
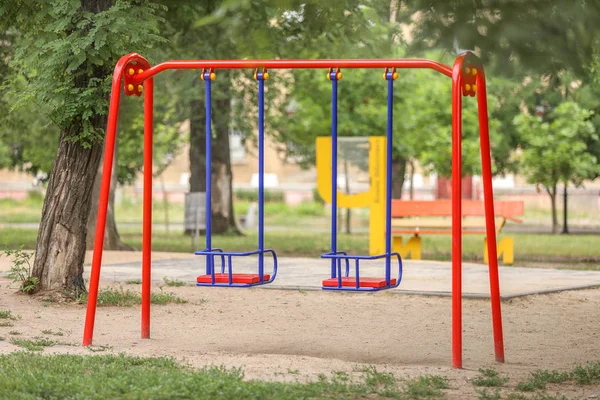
[561,182,569,234]
[86,142,134,251]
[391,156,406,199]
[547,184,559,234]
[31,0,113,297]
[32,126,104,296]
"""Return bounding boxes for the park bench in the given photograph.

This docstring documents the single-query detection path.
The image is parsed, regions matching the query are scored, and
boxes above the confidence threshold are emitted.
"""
[390,199,524,264]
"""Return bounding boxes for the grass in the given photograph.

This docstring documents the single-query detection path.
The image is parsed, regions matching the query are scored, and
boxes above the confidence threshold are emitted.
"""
[41,329,64,336]
[404,375,448,399]
[0,321,13,327]
[514,362,600,393]
[0,310,17,320]
[2,226,599,267]
[163,276,186,287]
[472,368,509,387]
[9,338,56,351]
[0,353,411,399]
[125,279,142,284]
[78,286,187,307]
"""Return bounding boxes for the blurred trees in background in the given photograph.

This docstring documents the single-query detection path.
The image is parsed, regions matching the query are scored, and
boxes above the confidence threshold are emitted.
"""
[1,0,600,294]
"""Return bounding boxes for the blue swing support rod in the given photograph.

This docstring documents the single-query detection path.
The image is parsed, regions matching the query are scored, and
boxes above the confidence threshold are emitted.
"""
[321,68,403,291]
[196,69,278,287]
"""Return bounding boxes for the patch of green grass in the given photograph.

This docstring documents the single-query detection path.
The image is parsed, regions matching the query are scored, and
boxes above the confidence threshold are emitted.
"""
[163,276,186,287]
[41,329,64,337]
[79,287,187,307]
[404,375,448,399]
[571,361,600,385]
[0,310,17,320]
[287,368,299,375]
[0,353,407,399]
[0,321,14,327]
[477,388,502,400]
[125,279,142,285]
[516,362,600,392]
[472,368,509,387]
[10,338,56,351]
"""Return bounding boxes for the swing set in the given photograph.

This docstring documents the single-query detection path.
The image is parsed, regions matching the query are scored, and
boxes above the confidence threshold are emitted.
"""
[83,52,504,369]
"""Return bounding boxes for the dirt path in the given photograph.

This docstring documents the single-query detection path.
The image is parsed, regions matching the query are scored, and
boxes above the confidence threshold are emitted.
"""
[1,283,599,398]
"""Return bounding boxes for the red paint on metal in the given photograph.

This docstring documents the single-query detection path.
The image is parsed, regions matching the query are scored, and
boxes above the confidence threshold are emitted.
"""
[477,69,505,363]
[196,274,272,284]
[132,59,453,83]
[83,54,150,347]
[322,277,397,288]
[451,55,465,369]
[141,78,154,339]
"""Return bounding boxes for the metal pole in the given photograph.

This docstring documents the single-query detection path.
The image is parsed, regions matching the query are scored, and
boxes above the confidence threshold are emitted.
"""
[385,71,395,286]
[451,59,463,369]
[257,71,265,281]
[330,70,339,278]
[204,71,212,275]
[141,78,153,339]
[476,70,505,363]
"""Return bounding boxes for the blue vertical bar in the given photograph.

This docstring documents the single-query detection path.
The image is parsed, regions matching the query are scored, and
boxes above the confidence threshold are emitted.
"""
[258,73,265,281]
[205,73,212,276]
[330,72,338,279]
[385,73,394,286]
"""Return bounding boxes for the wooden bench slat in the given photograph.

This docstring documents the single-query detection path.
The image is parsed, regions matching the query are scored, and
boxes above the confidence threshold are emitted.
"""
[391,217,504,229]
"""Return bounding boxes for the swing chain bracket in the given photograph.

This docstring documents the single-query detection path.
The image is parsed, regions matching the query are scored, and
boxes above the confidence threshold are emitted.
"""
[201,68,216,81]
[383,67,398,81]
[327,67,342,81]
[254,68,269,81]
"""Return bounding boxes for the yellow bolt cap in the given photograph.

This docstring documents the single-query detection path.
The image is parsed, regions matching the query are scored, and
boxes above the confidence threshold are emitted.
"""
[472,68,477,75]
[138,69,144,74]
[263,72,269,80]
[128,68,135,76]
[472,85,477,92]
[392,72,398,80]
[465,67,470,75]
[137,85,143,92]
[465,84,471,91]
[127,84,134,91]
[336,72,342,80]
[210,72,216,81]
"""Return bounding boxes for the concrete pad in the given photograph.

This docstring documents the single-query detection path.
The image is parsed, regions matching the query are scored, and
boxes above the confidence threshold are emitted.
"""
[90,251,600,299]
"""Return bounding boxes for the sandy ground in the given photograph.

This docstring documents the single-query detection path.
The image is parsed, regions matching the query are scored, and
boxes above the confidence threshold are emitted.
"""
[1,278,600,399]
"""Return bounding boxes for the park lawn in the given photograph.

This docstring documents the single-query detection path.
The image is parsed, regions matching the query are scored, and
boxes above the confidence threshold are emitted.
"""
[0,352,421,399]
[2,227,599,268]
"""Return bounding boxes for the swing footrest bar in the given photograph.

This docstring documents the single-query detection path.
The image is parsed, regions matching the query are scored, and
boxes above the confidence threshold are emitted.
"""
[194,248,277,287]
[320,251,402,291]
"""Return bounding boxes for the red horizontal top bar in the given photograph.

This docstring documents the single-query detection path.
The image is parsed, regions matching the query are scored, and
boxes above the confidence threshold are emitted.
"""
[133,59,452,83]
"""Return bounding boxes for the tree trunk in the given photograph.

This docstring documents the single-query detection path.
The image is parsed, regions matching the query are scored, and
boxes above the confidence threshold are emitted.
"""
[32,0,113,297]
[86,142,134,251]
[32,127,104,296]
[408,160,415,200]
[391,157,406,199]
[188,75,240,235]
[547,184,559,234]
[561,182,569,234]
[344,157,351,234]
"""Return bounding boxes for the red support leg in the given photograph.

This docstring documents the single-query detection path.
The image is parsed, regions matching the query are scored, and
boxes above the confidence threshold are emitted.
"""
[451,59,464,369]
[83,63,126,346]
[141,78,154,339]
[476,70,505,363]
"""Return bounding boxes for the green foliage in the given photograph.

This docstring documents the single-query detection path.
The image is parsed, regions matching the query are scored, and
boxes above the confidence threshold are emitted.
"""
[0,310,17,320]
[1,245,39,294]
[477,389,502,400]
[162,277,186,287]
[10,338,57,352]
[514,102,599,190]
[403,375,448,399]
[235,188,285,203]
[5,0,165,146]
[78,286,186,306]
[516,363,600,392]
[472,368,509,387]
[0,352,407,399]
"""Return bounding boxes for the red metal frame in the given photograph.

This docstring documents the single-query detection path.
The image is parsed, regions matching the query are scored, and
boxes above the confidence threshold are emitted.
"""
[82,53,504,369]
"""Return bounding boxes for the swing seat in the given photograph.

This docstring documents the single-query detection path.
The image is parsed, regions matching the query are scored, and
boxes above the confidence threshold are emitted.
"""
[197,273,271,284]
[322,277,397,288]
